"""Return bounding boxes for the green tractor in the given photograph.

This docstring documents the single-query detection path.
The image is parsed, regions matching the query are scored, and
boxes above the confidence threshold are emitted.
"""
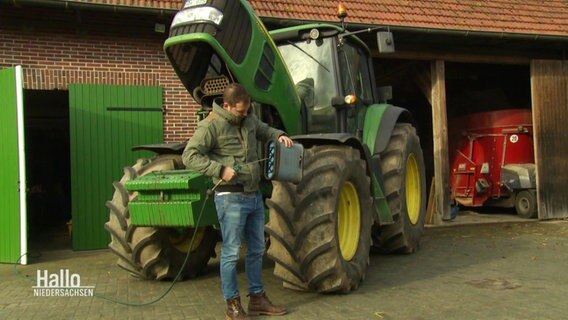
[105,0,426,293]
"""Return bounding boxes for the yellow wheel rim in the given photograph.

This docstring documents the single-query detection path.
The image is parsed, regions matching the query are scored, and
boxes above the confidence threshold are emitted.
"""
[338,181,360,261]
[405,154,421,225]
[169,227,205,253]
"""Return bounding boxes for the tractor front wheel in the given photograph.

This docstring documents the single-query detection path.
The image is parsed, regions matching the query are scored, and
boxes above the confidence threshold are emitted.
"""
[104,155,218,280]
[266,145,373,293]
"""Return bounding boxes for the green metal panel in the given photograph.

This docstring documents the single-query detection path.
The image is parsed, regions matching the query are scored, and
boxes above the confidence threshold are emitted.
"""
[125,170,207,192]
[0,66,27,264]
[362,104,389,155]
[69,84,163,250]
[363,104,393,224]
[164,0,302,135]
[125,170,217,227]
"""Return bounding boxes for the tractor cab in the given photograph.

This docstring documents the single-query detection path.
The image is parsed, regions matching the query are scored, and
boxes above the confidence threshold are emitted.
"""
[272,24,378,135]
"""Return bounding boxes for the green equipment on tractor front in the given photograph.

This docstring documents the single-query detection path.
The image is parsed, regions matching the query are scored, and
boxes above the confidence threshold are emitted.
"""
[104,0,427,293]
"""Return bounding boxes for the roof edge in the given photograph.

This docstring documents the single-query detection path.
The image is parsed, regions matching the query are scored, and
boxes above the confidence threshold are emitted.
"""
[1,0,177,15]
[3,1,568,42]
[262,17,568,42]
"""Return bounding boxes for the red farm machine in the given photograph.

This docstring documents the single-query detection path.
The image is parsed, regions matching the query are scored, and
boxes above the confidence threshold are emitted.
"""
[449,109,537,218]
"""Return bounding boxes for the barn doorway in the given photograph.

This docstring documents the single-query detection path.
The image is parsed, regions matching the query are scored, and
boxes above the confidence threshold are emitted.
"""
[24,89,72,252]
[374,58,533,221]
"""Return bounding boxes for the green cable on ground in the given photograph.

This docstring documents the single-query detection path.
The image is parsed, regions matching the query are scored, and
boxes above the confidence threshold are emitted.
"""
[13,193,211,307]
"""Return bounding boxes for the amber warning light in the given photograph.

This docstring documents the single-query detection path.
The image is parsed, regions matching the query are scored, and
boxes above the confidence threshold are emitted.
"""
[337,2,348,19]
[345,95,357,105]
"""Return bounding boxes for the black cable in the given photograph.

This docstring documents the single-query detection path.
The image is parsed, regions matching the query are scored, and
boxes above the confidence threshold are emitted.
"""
[95,190,213,306]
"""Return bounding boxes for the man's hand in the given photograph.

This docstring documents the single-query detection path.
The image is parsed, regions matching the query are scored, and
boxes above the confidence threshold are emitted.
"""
[221,167,237,182]
[278,135,294,148]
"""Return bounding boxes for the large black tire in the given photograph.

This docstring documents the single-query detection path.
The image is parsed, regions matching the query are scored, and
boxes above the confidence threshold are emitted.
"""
[266,145,373,293]
[373,123,427,253]
[515,189,538,219]
[104,155,218,280]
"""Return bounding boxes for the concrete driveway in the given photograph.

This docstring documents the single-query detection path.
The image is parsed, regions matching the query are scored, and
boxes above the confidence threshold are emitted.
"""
[1,220,567,319]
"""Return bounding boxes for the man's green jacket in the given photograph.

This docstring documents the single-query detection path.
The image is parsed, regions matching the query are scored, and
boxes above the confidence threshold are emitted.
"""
[182,103,285,192]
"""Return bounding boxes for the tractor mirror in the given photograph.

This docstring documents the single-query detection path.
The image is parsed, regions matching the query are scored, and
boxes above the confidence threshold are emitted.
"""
[331,96,346,108]
[377,31,395,53]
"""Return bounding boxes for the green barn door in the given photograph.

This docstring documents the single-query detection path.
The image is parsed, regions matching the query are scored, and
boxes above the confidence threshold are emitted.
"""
[0,66,27,264]
[69,84,163,250]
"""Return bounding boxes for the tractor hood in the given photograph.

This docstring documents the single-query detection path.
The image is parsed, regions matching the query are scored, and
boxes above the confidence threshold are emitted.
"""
[164,0,301,134]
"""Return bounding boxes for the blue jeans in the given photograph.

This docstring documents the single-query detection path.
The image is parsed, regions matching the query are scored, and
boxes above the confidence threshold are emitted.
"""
[214,191,265,301]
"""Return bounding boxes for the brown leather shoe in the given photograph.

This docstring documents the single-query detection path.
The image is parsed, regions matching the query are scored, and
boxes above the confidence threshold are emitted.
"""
[226,296,248,320]
[248,291,287,316]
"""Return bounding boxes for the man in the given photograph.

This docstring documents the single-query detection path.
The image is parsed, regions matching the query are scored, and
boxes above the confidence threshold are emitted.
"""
[183,83,292,320]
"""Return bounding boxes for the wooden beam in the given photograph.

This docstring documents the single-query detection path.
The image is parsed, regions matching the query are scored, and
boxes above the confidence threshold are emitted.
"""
[430,60,451,222]
[373,50,529,65]
[530,60,568,219]
[425,178,436,225]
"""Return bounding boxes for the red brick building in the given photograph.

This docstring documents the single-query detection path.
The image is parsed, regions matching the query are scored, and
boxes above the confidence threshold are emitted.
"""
[0,2,195,141]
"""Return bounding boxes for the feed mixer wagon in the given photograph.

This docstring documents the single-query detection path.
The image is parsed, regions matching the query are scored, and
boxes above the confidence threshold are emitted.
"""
[449,109,537,218]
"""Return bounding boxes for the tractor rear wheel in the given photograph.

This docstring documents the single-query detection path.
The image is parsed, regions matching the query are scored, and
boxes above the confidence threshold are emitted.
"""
[373,123,427,253]
[266,145,373,293]
[104,155,218,280]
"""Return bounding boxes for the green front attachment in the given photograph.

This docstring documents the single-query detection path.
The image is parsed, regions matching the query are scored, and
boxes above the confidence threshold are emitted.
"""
[164,0,302,135]
[125,170,217,227]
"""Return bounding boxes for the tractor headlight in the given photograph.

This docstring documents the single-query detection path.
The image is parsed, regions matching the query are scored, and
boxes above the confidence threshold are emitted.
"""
[171,6,224,28]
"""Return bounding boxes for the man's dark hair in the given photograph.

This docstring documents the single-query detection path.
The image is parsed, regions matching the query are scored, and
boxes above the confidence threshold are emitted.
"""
[223,83,250,106]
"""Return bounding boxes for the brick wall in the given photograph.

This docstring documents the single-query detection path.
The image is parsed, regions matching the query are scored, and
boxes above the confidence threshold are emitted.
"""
[0,5,199,142]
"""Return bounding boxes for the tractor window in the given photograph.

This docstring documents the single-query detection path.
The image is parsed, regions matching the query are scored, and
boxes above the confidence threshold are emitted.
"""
[278,38,338,133]
[337,42,373,104]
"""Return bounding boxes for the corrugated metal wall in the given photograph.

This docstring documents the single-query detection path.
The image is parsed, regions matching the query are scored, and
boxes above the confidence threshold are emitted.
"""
[0,67,23,263]
[69,84,163,250]
[530,60,568,219]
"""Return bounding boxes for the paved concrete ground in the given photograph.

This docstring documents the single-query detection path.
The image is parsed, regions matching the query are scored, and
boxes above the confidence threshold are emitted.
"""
[2,219,568,320]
